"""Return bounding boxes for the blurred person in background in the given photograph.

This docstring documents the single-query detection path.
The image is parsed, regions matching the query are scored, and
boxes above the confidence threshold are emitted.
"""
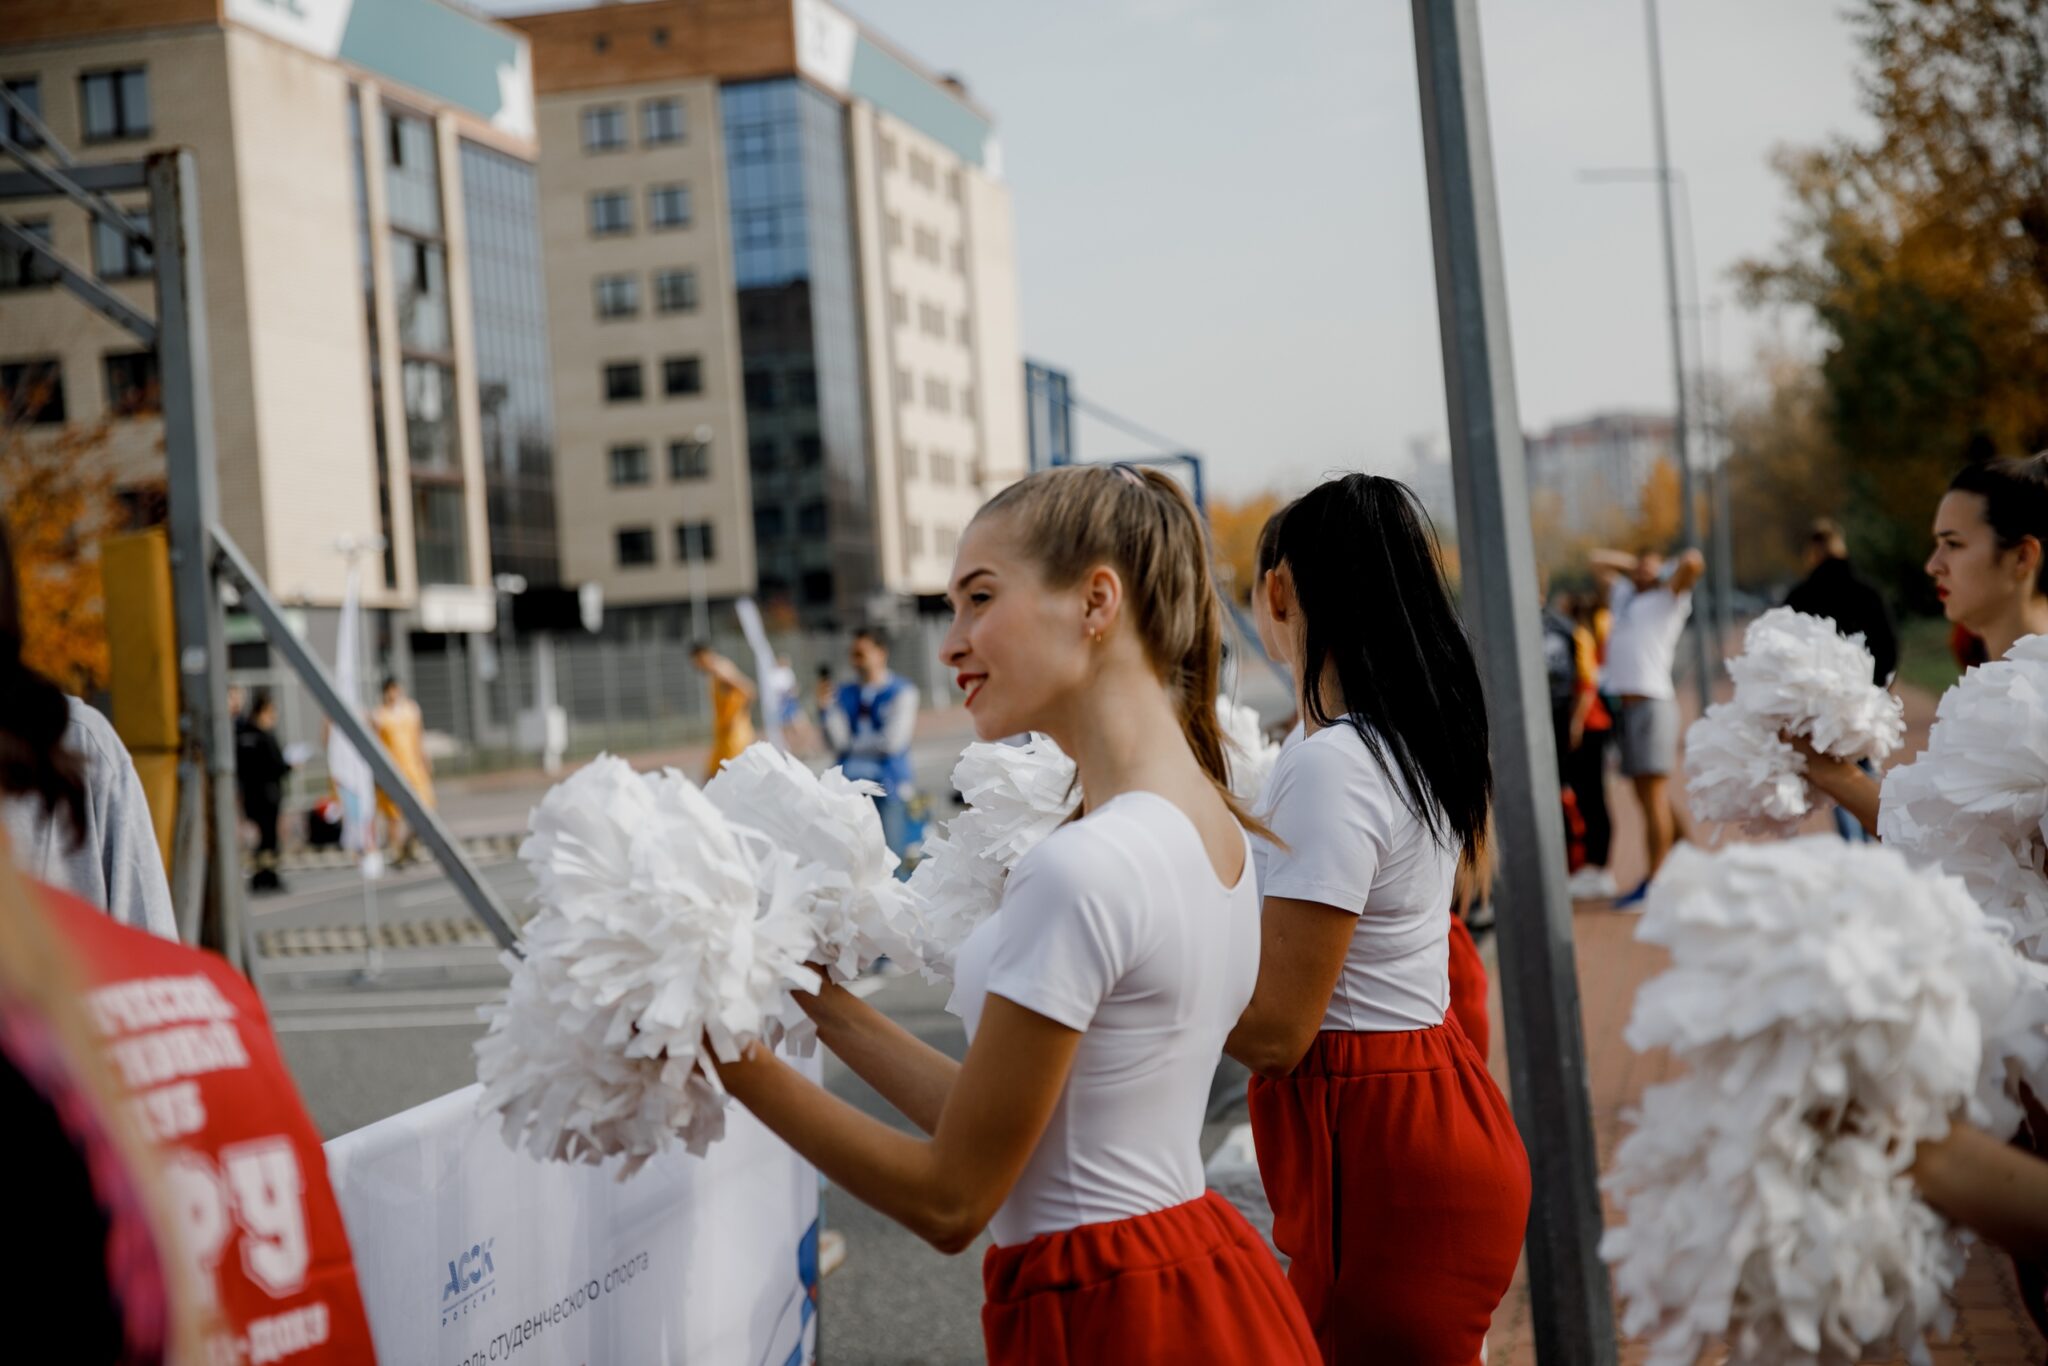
[235,691,292,893]
[1784,518,1895,841]
[372,675,434,866]
[1591,545,1705,907]
[824,628,924,862]
[0,524,176,940]
[1565,593,1616,899]
[691,643,757,782]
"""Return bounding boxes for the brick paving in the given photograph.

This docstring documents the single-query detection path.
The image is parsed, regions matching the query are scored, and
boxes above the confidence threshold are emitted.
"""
[1483,684,2046,1364]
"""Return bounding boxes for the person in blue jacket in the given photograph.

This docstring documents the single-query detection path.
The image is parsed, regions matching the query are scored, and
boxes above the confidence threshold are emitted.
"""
[822,629,923,862]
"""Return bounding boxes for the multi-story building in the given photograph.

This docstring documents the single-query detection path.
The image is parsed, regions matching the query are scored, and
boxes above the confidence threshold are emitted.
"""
[513,0,1026,629]
[1524,411,1675,539]
[0,0,556,669]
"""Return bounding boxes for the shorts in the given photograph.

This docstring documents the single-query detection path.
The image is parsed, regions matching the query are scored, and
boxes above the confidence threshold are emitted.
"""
[1617,695,1679,777]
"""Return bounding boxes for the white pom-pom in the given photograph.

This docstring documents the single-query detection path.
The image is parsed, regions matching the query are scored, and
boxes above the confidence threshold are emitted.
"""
[1601,838,2048,1366]
[475,756,821,1175]
[906,736,1078,980]
[1878,634,2048,958]
[704,743,925,983]
[1216,696,1280,804]
[1684,609,1903,833]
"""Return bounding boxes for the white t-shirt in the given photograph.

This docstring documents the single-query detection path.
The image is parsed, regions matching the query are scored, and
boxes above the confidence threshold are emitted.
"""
[1253,723,1454,1034]
[1601,579,1692,699]
[947,791,1259,1247]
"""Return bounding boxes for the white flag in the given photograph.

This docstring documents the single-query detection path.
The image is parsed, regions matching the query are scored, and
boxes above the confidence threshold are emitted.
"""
[329,564,380,870]
[735,597,784,750]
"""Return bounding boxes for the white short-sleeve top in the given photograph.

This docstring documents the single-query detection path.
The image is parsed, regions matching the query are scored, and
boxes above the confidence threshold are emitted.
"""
[947,791,1260,1247]
[1253,722,1454,1034]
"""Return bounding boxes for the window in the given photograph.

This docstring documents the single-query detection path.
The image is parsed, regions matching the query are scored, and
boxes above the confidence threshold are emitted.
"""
[615,527,655,567]
[413,483,468,585]
[402,359,457,471]
[913,226,940,263]
[595,273,639,319]
[893,368,913,404]
[80,68,149,142]
[919,301,945,338]
[654,268,697,313]
[4,78,42,149]
[931,450,956,487]
[582,105,627,152]
[589,191,632,236]
[662,356,702,397]
[103,351,159,416]
[955,313,972,347]
[648,183,691,229]
[744,370,775,411]
[962,386,977,419]
[642,98,685,145]
[948,169,964,203]
[906,521,924,556]
[801,570,834,606]
[796,435,823,467]
[669,437,710,480]
[93,211,152,281]
[789,368,816,405]
[924,377,952,413]
[749,438,777,473]
[1,359,65,424]
[884,213,903,249]
[797,501,827,536]
[888,290,907,326]
[608,443,650,486]
[951,241,967,274]
[1,218,54,290]
[754,507,786,539]
[603,361,644,403]
[389,235,450,353]
[676,522,715,562]
[877,133,898,170]
[908,151,935,189]
[899,445,919,479]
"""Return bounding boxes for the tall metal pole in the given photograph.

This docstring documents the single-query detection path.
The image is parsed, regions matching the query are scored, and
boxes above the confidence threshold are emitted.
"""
[1411,3,1616,1362]
[151,149,246,969]
[1644,0,1712,709]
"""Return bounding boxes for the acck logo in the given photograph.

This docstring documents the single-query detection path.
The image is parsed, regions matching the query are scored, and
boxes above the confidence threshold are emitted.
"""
[440,1237,498,1318]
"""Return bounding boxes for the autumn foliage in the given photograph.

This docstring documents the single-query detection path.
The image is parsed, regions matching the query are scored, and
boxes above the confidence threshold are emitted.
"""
[1,419,121,694]
[1208,492,1283,605]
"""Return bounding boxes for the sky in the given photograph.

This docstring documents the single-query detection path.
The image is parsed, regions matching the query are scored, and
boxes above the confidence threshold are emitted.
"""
[484,0,1873,498]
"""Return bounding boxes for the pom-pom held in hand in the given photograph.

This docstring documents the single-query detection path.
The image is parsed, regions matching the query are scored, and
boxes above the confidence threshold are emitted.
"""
[1685,608,1904,835]
[474,755,821,1175]
[1880,634,2048,958]
[1601,838,2048,1366]
[906,735,1078,980]
[705,743,926,983]
[1216,696,1280,804]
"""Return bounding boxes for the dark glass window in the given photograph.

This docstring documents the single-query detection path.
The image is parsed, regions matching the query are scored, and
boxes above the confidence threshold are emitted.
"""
[402,359,457,472]
[796,435,823,467]
[753,506,785,539]
[662,356,702,397]
[4,78,43,149]
[648,184,691,229]
[654,268,697,313]
[382,109,442,237]
[594,274,639,319]
[669,438,710,480]
[615,527,655,567]
[749,439,777,472]
[581,105,626,152]
[608,444,650,486]
[103,351,159,417]
[1,218,55,290]
[801,571,834,606]
[603,361,644,403]
[744,370,775,410]
[390,235,451,353]
[642,98,685,145]
[589,191,632,236]
[675,522,715,562]
[80,68,149,142]
[92,211,152,281]
[789,369,817,405]
[412,482,468,585]
[797,501,827,536]
[1,359,65,424]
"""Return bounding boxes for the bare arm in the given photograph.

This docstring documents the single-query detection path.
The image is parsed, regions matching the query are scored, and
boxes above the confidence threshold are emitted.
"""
[1588,549,1639,576]
[1669,548,1707,595]
[1912,1121,2048,1263]
[821,698,851,753]
[1785,734,1882,837]
[794,979,961,1134]
[1224,896,1356,1078]
[715,995,1081,1253]
[714,657,756,700]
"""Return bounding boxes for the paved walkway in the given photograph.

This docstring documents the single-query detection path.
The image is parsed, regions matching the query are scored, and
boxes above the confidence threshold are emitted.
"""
[1484,684,2044,1364]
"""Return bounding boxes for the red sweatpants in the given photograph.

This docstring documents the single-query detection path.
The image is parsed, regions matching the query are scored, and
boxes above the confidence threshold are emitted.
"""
[1248,1018,1530,1365]
[981,1191,1319,1365]
[1447,912,1491,1060]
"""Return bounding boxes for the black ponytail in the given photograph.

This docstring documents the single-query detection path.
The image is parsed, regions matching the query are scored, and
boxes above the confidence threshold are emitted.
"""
[0,520,85,844]
[1259,474,1492,864]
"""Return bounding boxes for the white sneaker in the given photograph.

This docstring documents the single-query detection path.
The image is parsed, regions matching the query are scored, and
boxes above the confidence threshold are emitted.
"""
[1568,868,1618,900]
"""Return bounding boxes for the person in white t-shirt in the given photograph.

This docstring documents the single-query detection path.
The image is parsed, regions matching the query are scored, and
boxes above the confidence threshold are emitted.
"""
[1590,544,1705,907]
[713,464,1317,1366]
[1225,474,1530,1364]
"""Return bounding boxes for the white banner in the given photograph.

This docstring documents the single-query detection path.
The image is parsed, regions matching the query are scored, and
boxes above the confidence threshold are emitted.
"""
[325,1077,820,1366]
[329,563,378,864]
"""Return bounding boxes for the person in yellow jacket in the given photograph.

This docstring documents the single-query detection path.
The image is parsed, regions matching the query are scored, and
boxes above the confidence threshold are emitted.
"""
[691,644,756,783]
[373,676,435,865]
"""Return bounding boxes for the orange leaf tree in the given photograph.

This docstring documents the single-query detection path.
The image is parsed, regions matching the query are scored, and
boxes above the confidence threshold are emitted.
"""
[1,417,120,695]
[1208,491,1283,605]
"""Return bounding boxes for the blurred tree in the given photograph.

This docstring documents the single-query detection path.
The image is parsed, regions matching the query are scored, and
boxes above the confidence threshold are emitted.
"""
[1,417,120,694]
[1636,458,1683,550]
[1723,354,1849,591]
[1741,0,2048,601]
[1208,491,1282,604]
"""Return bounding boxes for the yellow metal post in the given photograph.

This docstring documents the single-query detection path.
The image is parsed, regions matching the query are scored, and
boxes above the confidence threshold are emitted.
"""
[101,529,181,873]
